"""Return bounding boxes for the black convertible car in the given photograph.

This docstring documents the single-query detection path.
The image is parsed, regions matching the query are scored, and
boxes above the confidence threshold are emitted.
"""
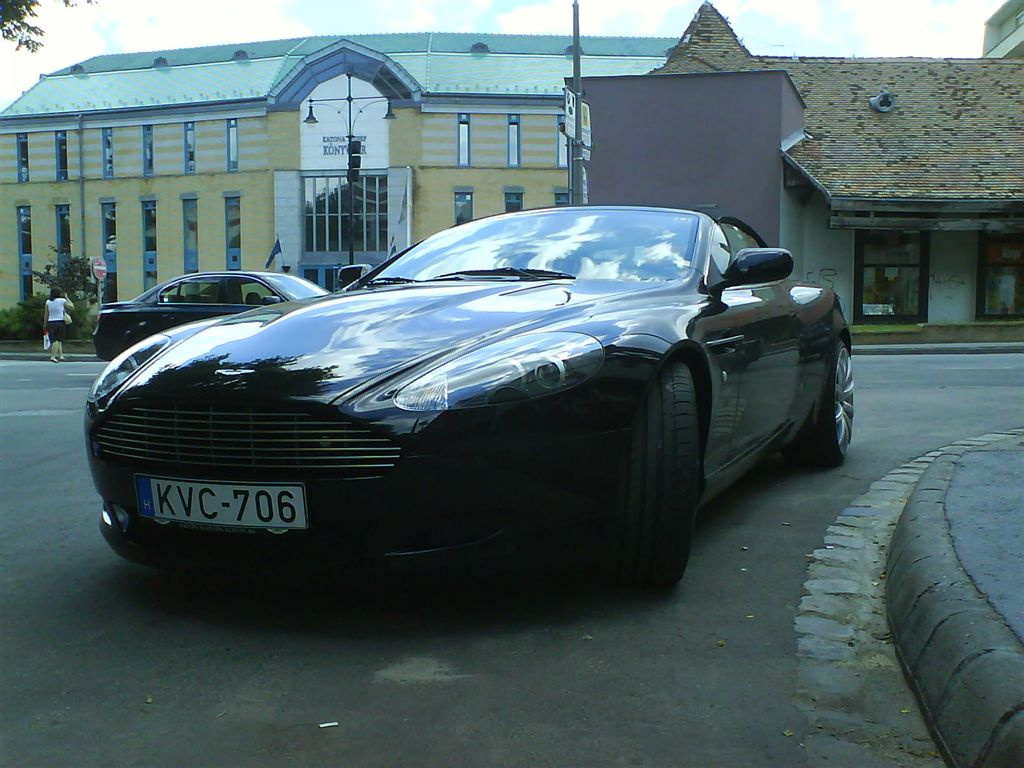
[85,207,853,586]
[92,270,327,360]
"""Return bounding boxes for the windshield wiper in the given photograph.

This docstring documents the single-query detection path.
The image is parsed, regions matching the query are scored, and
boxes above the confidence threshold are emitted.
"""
[428,267,576,281]
[366,276,419,286]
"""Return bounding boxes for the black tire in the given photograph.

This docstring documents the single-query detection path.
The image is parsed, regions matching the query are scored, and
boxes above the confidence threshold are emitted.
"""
[617,362,701,588]
[783,340,854,468]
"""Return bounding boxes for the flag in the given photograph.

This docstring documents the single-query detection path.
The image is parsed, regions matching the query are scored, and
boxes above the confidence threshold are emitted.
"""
[265,237,282,269]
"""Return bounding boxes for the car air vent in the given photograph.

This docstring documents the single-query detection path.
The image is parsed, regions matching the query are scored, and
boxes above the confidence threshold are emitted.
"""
[94,406,401,479]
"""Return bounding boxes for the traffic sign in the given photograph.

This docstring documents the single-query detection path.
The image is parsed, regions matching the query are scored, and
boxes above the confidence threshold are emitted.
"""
[92,255,107,281]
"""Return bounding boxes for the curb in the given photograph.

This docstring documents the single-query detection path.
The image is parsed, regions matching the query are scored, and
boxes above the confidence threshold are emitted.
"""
[852,343,1024,356]
[886,432,1024,768]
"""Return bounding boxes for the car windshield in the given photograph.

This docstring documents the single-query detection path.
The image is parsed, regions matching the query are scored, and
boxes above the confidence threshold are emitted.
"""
[262,273,329,299]
[374,209,701,283]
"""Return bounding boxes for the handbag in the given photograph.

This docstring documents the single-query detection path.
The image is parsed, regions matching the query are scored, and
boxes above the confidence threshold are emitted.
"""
[64,309,72,326]
[43,331,51,351]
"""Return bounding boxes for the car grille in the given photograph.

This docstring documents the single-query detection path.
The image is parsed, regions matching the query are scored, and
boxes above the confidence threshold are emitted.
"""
[94,406,401,479]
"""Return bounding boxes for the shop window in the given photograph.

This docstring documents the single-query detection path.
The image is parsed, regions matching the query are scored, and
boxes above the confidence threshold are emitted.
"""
[557,117,568,168]
[182,198,198,273]
[978,234,1024,318]
[142,125,154,177]
[142,200,158,290]
[454,191,473,225]
[457,114,470,167]
[17,206,32,299]
[55,131,68,181]
[226,118,238,172]
[504,191,523,213]
[55,205,71,268]
[507,115,520,167]
[854,230,929,323]
[17,133,29,182]
[225,196,241,269]
[102,128,114,178]
[101,202,118,303]
[184,122,196,174]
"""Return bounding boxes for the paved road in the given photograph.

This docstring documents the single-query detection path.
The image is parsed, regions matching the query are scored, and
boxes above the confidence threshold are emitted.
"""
[1,355,1021,768]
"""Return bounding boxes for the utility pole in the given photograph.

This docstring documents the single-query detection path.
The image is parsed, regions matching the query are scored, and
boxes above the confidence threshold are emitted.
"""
[571,0,584,205]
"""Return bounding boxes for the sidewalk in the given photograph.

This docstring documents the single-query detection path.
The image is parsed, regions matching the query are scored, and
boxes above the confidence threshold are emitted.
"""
[886,431,1024,768]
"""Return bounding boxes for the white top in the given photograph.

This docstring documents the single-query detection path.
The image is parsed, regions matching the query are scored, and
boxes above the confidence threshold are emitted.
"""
[45,298,70,322]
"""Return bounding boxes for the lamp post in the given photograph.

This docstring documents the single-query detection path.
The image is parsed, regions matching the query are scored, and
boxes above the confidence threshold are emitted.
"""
[303,73,395,267]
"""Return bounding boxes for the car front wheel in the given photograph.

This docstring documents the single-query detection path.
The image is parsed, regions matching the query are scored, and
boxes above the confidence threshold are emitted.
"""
[616,362,701,588]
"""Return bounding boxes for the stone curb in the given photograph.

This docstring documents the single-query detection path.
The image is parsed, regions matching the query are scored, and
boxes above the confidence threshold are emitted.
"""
[851,343,1024,356]
[886,431,1024,768]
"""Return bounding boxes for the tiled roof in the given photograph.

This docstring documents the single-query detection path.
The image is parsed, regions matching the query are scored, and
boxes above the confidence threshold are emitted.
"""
[2,33,675,117]
[654,2,1024,201]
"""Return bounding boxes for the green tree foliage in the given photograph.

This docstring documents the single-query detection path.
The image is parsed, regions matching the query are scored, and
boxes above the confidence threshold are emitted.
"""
[2,0,94,52]
[33,251,98,306]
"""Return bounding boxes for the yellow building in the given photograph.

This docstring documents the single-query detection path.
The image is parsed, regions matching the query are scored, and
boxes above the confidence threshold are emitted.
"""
[0,33,674,304]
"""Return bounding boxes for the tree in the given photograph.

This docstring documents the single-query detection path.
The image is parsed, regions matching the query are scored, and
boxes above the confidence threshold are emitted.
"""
[33,248,98,305]
[2,0,93,52]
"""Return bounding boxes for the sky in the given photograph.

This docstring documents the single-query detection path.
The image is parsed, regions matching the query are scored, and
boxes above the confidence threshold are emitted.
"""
[1,0,1008,110]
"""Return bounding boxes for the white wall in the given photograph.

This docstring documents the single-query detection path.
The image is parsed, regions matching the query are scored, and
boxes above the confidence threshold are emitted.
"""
[300,77,391,173]
[797,193,855,313]
[928,231,978,323]
[273,170,302,272]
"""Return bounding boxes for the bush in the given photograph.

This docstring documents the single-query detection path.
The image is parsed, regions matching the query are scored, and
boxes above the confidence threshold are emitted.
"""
[0,293,94,341]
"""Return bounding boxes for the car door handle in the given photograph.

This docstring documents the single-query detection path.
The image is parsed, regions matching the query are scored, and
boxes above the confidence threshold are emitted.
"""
[707,334,745,351]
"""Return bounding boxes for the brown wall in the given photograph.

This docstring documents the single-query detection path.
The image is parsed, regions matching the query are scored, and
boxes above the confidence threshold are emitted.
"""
[581,70,804,246]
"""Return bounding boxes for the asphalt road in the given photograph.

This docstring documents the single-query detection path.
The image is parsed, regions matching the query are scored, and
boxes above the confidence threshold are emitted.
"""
[1,354,1022,768]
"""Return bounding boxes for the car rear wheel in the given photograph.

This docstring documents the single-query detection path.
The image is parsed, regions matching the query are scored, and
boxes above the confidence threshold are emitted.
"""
[783,340,854,467]
[616,362,701,588]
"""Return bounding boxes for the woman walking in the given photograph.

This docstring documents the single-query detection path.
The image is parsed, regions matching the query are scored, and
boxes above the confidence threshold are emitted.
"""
[44,287,74,362]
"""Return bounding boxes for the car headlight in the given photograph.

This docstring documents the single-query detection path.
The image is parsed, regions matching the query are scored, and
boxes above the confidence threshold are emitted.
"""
[394,332,604,411]
[89,334,171,403]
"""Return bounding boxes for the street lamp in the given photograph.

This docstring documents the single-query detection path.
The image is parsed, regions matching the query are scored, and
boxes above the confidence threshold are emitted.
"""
[303,73,396,267]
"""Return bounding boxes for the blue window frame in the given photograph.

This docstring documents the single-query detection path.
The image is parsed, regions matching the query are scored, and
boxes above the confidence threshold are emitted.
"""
[226,118,238,172]
[101,202,118,303]
[142,125,154,177]
[55,204,71,268]
[55,131,68,180]
[142,200,158,290]
[17,206,32,299]
[554,190,570,206]
[17,133,29,182]
[557,116,568,168]
[457,113,470,167]
[184,122,196,174]
[507,114,521,167]
[225,196,241,269]
[102,127,114,178]
[183,198,199,272]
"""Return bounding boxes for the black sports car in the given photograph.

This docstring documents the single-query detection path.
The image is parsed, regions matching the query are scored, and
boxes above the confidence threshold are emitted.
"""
[92,270,327,360]
[85,207,853,586]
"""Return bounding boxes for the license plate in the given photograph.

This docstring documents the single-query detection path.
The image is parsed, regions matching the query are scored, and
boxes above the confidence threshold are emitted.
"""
[135,476,308,530]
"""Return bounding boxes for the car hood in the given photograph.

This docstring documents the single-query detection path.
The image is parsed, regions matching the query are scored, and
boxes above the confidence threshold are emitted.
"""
[114,278,691,405]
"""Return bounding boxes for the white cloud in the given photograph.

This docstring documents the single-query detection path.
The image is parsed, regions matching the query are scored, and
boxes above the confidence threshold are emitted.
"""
[836,0,1004,58]
[494,0,692,36]
[1,0,311,110]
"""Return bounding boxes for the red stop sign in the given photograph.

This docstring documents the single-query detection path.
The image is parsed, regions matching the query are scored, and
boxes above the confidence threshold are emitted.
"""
[92,256,107,281]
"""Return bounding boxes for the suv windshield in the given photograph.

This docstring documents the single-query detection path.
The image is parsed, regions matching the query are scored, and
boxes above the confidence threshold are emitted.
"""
[374,208,700,283]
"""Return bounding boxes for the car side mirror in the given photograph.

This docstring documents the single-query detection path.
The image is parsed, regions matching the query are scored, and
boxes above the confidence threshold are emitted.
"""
[337,264,372,290]
[261,295,283,305]
[711,247,793,297]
